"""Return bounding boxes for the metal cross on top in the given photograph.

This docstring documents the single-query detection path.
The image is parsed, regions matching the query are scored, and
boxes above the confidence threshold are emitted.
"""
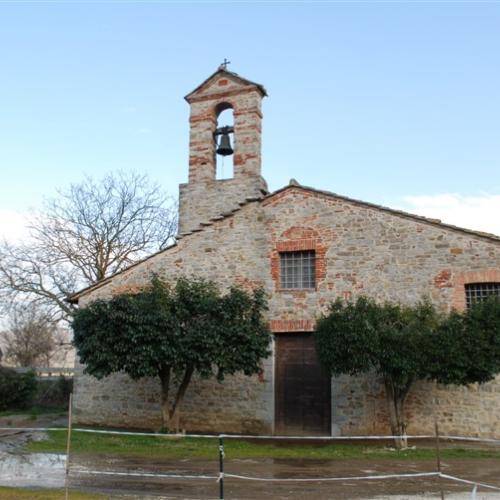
[220,58,231,70]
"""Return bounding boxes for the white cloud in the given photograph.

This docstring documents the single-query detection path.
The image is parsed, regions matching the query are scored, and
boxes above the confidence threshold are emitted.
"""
[0,210,30,243]
[398,193,500,237]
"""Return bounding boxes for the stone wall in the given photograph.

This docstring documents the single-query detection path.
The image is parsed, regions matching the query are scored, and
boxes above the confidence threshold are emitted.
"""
[74,347,274,433]
[74,184,500,437]
[332,373,500,437]
[74,199,274,432]
[262,186,500,317]
[178,176,267,234]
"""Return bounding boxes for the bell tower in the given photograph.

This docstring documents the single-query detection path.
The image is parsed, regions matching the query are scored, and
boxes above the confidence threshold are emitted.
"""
[178,65,268,234]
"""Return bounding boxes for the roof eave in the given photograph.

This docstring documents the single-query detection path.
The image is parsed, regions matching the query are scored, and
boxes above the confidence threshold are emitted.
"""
[66,241,179,305]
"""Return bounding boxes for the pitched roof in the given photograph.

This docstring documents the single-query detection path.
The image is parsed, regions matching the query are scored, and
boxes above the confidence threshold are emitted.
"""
[67,181,500,304]
[184,67,267,102]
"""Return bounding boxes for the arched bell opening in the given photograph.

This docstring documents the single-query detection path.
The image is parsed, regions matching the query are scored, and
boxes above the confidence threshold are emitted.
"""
[214,103,234,180]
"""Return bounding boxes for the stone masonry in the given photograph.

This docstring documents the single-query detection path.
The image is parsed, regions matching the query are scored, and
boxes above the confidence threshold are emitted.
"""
[71,68,500,437]
[179,67,268,234]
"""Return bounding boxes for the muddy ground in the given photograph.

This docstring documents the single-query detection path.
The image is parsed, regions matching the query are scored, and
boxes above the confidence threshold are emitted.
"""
[1,415,499,499]
[68,454,500,499]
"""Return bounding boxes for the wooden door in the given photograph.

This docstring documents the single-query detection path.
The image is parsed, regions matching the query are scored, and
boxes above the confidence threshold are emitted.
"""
[275,333,331,436]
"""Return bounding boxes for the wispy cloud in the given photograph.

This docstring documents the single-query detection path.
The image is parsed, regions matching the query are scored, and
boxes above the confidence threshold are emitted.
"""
[137,127,153,135]
[398,193,500,236]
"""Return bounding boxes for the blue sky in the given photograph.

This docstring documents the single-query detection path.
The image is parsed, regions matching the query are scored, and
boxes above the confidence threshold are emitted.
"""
[1,1,499,237]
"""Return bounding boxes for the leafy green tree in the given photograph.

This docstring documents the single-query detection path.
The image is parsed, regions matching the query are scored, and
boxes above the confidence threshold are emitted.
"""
[315,296,500,448]
[425,297,500,385]
[72,277,271,431]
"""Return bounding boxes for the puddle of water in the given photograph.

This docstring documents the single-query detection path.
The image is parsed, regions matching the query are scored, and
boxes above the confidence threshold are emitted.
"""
[0,452,66,488]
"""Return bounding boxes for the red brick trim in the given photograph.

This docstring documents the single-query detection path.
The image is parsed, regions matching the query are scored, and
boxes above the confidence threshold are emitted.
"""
[269,319,316,333]
[189,114,217,124]
[276,239,319,252]
[452,269,500,311]
[270,226,327,291]
[188,87,260,104]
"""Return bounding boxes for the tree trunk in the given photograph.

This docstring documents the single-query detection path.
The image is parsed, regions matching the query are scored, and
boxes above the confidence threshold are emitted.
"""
[158,365,195,433]
[169,366,194,433]
[159,365,171,432]
[383,377,412,449]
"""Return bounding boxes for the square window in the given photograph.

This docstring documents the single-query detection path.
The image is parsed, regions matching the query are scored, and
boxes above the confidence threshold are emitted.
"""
[280,250,316,289]
[465,283,500,308]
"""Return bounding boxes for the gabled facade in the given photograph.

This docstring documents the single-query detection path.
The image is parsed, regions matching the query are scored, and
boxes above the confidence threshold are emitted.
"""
[71,68,500,437]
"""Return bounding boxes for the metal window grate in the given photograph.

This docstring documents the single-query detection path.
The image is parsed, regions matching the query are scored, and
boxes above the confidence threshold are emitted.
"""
[465,282,500,308]
[280,251,316,289]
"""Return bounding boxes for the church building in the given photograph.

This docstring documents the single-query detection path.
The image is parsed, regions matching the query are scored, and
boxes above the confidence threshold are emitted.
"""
[70,67,500,437]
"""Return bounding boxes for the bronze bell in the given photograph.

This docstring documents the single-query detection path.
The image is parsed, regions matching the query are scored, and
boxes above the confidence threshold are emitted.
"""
[216,131,234,156]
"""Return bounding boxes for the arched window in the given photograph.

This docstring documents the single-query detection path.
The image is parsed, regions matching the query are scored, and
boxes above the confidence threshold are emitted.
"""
[215,103,234,180]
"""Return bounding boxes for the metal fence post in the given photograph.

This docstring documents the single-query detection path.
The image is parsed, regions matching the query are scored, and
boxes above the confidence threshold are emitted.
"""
[219,434,225,500]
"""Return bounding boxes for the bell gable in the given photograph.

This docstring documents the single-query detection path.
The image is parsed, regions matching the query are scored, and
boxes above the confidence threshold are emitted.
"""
[185,66,267,103]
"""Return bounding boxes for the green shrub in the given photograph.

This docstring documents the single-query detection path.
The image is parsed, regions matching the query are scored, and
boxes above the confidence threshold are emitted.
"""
[34,376,73,408]
[0,367,37,410]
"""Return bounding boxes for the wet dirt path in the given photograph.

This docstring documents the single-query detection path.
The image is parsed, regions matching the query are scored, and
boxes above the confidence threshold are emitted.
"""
[66,454,500,499]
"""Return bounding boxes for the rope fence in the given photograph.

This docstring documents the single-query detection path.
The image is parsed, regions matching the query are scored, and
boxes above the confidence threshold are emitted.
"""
[2,427,500,443]
[222,471,441,483]
[2,425,500,499]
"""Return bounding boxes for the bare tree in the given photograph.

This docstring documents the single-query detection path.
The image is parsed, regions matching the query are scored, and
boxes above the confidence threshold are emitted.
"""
[0,305,68,367]
[0,172,177,323]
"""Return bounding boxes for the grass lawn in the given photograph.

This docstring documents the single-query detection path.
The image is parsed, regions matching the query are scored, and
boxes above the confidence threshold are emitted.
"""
[0,486,105,500]
[27,430,500,461]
